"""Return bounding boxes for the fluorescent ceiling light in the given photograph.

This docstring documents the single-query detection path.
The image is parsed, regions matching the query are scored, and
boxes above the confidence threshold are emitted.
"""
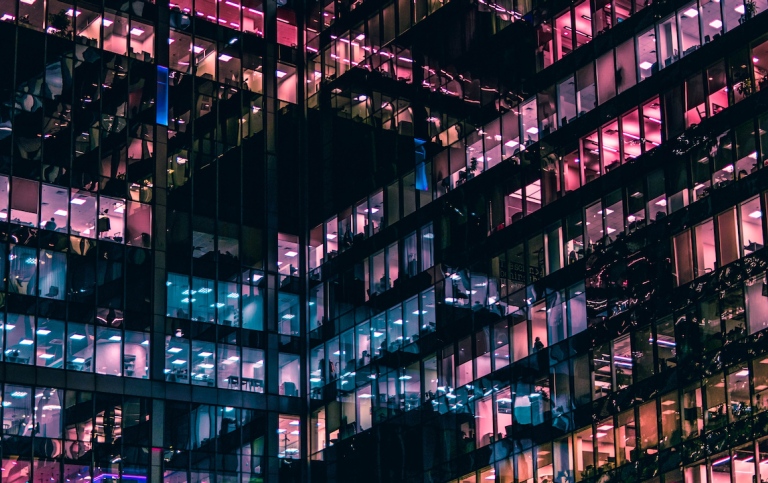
[192,45,204,53]
[71,198,86,205]
[109,335,122,341]
[102,18,113,26]
[130,27,144,36]
[505,140,519,148]
[749,210,762,218]
[639,61,653,70]
[276,70,287,78]
[65,9,81,16]
[70,334,85,340]
[36,329,51,335]
[683,8,698,16]
[709,19,722,28]
[526,127,539,134]
[54,209,67,216]
[735,4,745,13]
[285,250,298,257]
[168,347,183,353]
[219,54,233,62]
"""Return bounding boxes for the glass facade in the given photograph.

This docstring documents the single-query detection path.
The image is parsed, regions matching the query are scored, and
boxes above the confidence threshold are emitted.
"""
[1,0,768,478]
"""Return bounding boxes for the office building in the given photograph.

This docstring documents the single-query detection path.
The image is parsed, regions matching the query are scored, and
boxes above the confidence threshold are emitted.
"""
[0,0,768,479]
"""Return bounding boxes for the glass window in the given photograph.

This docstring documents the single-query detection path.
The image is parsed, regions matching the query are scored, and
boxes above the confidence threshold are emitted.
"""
[673,230,694,286]
[701,0,723,44]
[70,189,97,238]
[637,28,658,82]
[708,61,729,115]
[165,335,189,382]
[678,3,701,57]
[657,15,679,69]
[421,224,434,270]
[746,274,768,334]
[95,327,122,376]
[596,51,616,104]
[11,177,38,226]
[40,184,68,232]
[616,38,637,94]
[190,341,215,386]
[741,196,763,256]
[694,219,716,277]
[576,63,597,116]
[717,208,740,266]
[9,245,37,296]
[67,322,94,371]
[279,353,300,396]
[557,76,577,126]
[39,249,66,300]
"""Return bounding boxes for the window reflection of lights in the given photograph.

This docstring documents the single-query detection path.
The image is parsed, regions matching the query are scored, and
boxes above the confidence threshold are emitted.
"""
[399,375,412,380]
[199,352,213,357]
[227,356,240,361]
[19,339,34,345]
[70,333,85,340]
[11,391,28,398]
[172,359,186,365]
[358,393,373,398]
[373,331,384,337]
[36,329,51,335]
[73,357,86,363]
[197,288,213,294]
[168,347,183,353]
[65,9,81,16]
[282,314,295,320]
[25,257,37,264]
[108,335,122,342]
[735,369,750,376]
[39,353,55,360]
[198,363,214,369]
[211,303,225,308]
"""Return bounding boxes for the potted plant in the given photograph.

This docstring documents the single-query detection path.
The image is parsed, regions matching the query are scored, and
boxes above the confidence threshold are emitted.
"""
[737,77,754,97]
[47,10,71,37]
[745,0,757,19]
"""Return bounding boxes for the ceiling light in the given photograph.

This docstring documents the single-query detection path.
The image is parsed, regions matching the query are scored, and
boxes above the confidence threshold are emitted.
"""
[19,339,34,345]
[172,359,186,365]
[709,19,722,28]
[735,4,745,13]
[526,127,539,135]
[655,199,667,207]
[754,57,759,63]
[65,9,81,16]
[683,8,698,16]
[70,334,85,340]
[36,329,51,335]
[505,140,519,148]
[109,335,122,341]
[168,347,183,353]
[276,70,287,78]
[219,54,233,61]
[54,209,67,216]
[192,45,204,53]
[749,210,762,218]
[326,234,337,240]
[130,27,144,36]
[71,198,86,205]
[102,18,113,26]
[282,314,295,319]
[285,250,298,257]
[39,353,55,359]
[639,61,653,70]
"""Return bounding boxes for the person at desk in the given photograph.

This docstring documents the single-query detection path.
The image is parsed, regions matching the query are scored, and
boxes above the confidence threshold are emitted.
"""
[44,217,57,231]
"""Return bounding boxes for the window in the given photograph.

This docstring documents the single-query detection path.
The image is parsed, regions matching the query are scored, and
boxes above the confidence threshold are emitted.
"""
[694,219,716,276]
[420,224,434,270]
[637,28,658,82]
[673,230,694,286]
